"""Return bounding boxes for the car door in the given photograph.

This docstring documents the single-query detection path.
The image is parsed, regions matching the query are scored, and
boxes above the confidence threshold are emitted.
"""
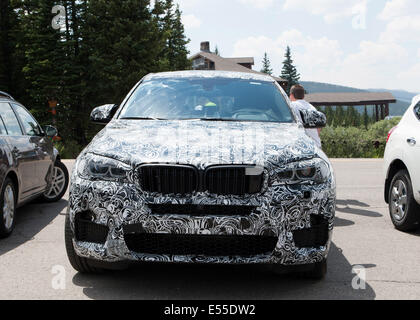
[12,103,54,192]
[0,102,39,197]
[406,102,420,201]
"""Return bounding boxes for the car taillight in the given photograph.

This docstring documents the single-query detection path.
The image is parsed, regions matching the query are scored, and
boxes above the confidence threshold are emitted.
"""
[387,126,398,143]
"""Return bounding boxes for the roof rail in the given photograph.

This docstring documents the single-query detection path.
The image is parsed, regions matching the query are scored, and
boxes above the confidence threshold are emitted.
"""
[0,91,14,100]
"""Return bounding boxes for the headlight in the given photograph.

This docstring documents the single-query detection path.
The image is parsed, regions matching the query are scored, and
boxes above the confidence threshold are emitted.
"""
[273,158,330,185]
[77,153,131,182]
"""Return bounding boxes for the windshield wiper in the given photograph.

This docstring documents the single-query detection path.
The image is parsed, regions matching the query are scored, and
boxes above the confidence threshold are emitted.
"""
[120,117,166,121]
[198,118,240,122]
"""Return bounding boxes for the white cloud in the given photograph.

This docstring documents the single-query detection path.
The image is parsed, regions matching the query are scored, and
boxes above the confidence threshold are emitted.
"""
[232,29,411,90]
[282,0,367,23]
[379,15,420,43]
[397,62,420,87]
[378,0,420,20]
[182,14,202,29]
[417,48,420,58]
[176,0,199,9]
[232,30,343,83]
[236,0,274,9]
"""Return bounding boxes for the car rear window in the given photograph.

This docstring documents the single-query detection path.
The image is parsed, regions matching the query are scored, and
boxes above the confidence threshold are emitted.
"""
[119,78,294,123]
[415,102,420,120]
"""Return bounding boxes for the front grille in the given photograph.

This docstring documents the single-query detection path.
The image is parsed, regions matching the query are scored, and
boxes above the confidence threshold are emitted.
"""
[205,166,264,195]
[75,214,109,244]
[138,164,198,195]
[149,204,256,217]
[124,233,278,257]
[293,215,329,248]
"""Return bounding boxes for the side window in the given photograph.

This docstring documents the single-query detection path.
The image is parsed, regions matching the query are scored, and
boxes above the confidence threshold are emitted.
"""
[0,102,23,136]
[415,102,420,121]
[12,104,43,136]
[0,115,7,135]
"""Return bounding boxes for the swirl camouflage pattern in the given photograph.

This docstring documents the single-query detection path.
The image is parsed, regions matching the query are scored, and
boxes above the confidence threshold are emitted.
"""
[65,71,336,276]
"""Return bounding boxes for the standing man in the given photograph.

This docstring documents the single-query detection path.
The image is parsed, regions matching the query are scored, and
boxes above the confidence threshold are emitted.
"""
[289,84,322,149]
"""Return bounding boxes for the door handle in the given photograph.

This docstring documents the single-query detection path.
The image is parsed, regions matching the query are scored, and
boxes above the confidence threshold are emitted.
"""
[407,138,417,146]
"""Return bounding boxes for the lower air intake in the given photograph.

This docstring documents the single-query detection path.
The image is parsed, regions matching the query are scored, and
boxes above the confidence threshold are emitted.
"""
[75,214,109,244]
[124,233,278,257]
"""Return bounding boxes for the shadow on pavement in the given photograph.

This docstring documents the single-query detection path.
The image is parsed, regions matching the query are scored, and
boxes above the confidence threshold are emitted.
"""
[0,199,67,256]
[72,242,376,300]
[336,199,383,218]
[334,216,355,227]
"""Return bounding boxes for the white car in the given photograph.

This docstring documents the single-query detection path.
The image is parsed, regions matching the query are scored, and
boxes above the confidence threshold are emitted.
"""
[384,94,420,231]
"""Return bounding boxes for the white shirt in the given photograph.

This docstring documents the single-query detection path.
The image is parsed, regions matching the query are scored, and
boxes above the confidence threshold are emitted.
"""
[291,99,322,148]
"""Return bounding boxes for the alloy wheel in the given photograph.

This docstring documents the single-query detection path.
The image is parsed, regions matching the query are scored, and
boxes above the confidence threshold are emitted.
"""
[391,179,408,221]
[3,185,15,230]
[44,166,66,199]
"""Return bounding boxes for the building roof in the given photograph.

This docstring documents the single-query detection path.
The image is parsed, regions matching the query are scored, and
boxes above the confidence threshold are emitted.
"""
[145,70,277,82]
[305,92,397,106]
[225,57,255,65]
[189,51,286,83]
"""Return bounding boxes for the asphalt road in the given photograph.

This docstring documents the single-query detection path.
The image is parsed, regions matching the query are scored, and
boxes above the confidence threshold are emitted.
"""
[1,159,420,300]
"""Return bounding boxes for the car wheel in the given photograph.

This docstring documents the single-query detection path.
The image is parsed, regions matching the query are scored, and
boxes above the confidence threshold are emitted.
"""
[299,259,327,280]
[389,170,420,232]
[0,178,17,238]
[65,213,104,273]
[41,161,69,203]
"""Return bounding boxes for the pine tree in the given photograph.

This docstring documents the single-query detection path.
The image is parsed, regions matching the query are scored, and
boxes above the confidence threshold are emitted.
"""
[0,0,13,92]
[0,0,25,98]
[214,46,220,56]
[363,105,369,129]
[281,46,300,94]
[159,0,190,71]
[335,106,344,126]
[84,0,165,105]
[18,0,66,124]
[169,4,191,70]
[325,106,333,126]
[260,52,273,75]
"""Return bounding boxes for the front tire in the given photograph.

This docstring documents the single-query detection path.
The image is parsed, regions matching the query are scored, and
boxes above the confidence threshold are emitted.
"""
[0,178,17,238]
[389,170,420,232]
[65,214,103,274]
[41,161,69,203]
[300,259,327,280]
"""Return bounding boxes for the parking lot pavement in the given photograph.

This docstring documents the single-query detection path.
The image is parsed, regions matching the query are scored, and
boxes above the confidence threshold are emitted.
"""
[1,159,420,300]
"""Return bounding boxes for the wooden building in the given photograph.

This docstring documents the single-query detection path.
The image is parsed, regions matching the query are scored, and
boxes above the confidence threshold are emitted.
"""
[189,42,288,90]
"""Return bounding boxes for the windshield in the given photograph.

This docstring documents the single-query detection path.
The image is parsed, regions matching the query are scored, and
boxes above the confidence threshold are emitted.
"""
[119,77,294,123]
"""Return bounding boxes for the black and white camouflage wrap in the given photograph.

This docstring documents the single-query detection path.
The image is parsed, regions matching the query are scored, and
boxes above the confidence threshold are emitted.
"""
[299,109,327,129]
[68,71,336,266]
[90,104,118,123]
[69,121,336,266]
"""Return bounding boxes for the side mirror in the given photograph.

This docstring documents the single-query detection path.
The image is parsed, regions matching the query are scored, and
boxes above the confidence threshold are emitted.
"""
[44,125,58,138]
[90,104,119,124]
[300,109,327,129]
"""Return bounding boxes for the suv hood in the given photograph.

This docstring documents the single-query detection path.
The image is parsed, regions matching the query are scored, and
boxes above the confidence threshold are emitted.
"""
[85,120,317,168]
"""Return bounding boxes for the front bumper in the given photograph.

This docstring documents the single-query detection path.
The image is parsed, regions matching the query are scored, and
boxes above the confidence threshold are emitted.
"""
[68,173,336,266]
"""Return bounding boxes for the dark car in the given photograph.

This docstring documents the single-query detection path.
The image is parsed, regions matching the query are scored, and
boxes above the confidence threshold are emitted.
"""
[65,71,335,279]
[0,91,69,238]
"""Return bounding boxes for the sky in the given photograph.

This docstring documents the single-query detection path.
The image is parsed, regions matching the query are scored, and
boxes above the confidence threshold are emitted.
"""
[174,0,420,93]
